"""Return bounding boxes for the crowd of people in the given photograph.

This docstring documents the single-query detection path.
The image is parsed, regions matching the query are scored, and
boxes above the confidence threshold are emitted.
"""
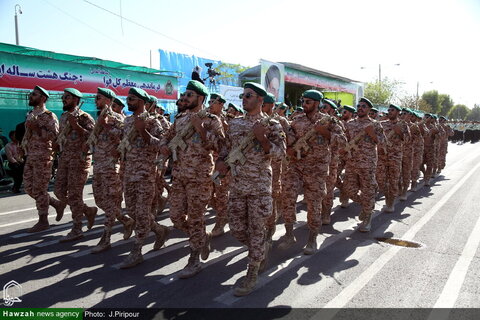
[13,81,454,297]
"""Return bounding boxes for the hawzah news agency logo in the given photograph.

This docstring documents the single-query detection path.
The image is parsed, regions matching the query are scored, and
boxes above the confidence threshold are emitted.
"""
[2,280,22,306]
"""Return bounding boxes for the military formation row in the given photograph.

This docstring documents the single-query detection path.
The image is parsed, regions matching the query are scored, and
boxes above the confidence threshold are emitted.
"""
[20,80,452,296]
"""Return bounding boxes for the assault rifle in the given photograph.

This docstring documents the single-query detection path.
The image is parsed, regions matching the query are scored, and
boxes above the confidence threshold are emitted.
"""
[168,109,208,161]
[87,105,114,152]
[212,117,270,184]
[117,112,150,160]
[291,116,331,160]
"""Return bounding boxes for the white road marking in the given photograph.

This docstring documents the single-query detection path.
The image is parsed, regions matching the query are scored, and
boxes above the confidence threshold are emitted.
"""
[0,197,95,216]
[431,205,480,309]
[320,160,480,312]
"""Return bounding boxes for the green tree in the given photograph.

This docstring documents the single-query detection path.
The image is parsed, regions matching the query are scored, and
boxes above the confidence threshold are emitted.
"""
[417,99,432,113]
[449,104,469,120]
[398,93,417,109]
[364,77,402,105]
[438,94,454,116]
[466,105,480,121]
[215,63,249,86]
[421,90,441,114]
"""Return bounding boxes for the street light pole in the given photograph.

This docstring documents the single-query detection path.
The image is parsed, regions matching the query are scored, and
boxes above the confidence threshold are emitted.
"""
[14,4,22,46]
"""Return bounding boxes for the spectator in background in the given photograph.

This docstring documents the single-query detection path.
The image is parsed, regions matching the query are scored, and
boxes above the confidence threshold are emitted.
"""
[5,130,25,193]
[191,66,205,84]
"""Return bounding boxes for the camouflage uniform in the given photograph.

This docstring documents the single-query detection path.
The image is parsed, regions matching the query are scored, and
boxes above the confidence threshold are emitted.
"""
[423,122,439,184]
[211,112,231,235]
[151,114,171,217]
[400,121,414,197]
[439,123,453,171]
[91,107,133,251]
[122,111,169,263]
[322,120,347,222]
[281,112,343,233]
[410,121,426,189]
[23,109,60,219]
[55,108,95,238]
[434,124,446,174]
[222,113,285,265]
[376,119,409,207]
[265,114,290,233]
[344,117,385,222]
[164,109,224,252]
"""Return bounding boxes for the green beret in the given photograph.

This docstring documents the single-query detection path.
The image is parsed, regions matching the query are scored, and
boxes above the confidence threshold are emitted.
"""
[389,104,402,111]
[64,88,83,98]
[370,107,379,113]
[424,113,432,117]
[359,97,373,108]
[263,93,276,104]
[302,89,323,101]
[113,97,124,107]
[296,107,304,112]
[323,99,337,109]
[440,116,447,120]
[228,102,241,113]
[148,95,158,104]
[414,112,422,119]
[97,87,116,99]
[34,85,49,98]
[156,105,165,111]
[343,105,356,113]
[210,93,226,103]
[186,80,209,96]
[128,87,149,102]
[244,82,267,97]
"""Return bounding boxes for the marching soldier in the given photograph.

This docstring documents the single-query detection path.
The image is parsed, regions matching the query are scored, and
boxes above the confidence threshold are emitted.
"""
[376,104,409,213]
[399,108,414,200]
[438,116,454,173]
[321,99,346,225]
[23,86,63,232]
[89,88,134,253]
[279,90,343,254]
[159,80,224,278]
[207,93,230,237]
[340,98,385,232]
[369,107,379,120]
[262,93,290,245]
[119,87,169,269]
[410,111,426,191]
[338,105,356,208]
[215,82,285,296]
[423,113,439,186]
[55,88,97,242]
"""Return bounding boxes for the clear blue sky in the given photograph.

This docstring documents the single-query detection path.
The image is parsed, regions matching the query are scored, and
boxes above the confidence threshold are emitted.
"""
[1,0,479,107]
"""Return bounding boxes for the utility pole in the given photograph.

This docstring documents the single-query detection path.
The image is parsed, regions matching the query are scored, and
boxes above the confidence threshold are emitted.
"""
[14,5,22,45]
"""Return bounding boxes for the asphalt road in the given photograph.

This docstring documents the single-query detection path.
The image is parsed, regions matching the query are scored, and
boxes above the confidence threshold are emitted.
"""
[1,142,480,315]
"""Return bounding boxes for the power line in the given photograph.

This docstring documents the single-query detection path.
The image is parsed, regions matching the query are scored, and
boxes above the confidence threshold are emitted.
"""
[41,0,141,54]
[83,0,217,58]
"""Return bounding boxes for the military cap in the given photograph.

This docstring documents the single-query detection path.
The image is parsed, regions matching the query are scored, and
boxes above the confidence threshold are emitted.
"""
[113,97,125,107]
[148,95,158,104]
[432,114,438,119]
[228,102,241,113]
[389,104,402,111]
[343,105,357,113]
[263,93,276,104]
[424,113,432,117]
[414,111,422,119]
[34,85,50,98]
[370,107,379,113]
[97,87,116,99]
[302,89,323,101]
[323,99,338,110]
[186,80,209,96]
[359,97,374,108]
[296,107,304,112]
[128,87,149,102]
[440,116,447,120]
[64,88,83,98]
[210,93,226,103]
[244,82,267,97]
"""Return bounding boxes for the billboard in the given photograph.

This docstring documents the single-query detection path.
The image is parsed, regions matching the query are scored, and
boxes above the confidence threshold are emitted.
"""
[0,52,178,99]
[260,60,285,102]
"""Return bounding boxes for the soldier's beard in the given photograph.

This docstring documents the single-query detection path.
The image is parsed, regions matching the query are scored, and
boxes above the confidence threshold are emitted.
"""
[128,104,138,112]
[63,105,74,112]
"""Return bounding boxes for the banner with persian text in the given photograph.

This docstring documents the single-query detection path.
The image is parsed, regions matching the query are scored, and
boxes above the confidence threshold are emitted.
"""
[0,52,178,99]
